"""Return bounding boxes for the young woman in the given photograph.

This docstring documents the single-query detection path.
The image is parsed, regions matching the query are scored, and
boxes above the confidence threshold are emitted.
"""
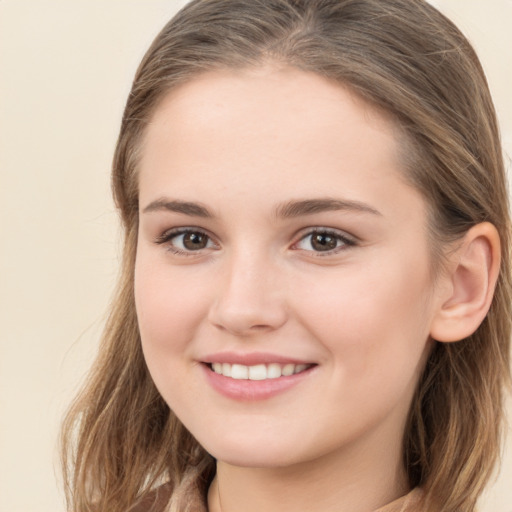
[61,1,511,511]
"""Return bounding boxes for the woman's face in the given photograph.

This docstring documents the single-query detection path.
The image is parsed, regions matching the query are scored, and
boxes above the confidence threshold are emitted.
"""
[135,66,441,469]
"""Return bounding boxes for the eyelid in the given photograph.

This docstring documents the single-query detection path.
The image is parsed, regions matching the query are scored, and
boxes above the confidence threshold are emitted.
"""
[154,227,219,255]
[153,225,357,257]
[291,227,358,255]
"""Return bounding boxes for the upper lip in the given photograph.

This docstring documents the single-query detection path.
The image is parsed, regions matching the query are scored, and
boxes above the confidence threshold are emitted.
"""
[201,352,315,366]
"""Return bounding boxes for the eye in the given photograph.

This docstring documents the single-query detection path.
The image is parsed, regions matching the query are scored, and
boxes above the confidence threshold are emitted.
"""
[155,228,217,254]
[294,229,356,254]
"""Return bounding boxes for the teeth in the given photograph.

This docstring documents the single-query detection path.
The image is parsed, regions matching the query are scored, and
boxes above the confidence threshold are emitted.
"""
[231,364,249,380]
[249,364,267,380]
[222,363,232,377]
[282,363,295,376]
[209,362,311,380]
[267,363,282,379]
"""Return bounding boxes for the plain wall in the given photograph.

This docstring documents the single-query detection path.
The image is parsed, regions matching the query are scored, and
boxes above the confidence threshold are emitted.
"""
[0,1,510,511]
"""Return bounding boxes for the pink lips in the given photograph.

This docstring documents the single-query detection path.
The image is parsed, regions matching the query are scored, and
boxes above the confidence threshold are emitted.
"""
[200,352,316,401]
[203,351,312,366]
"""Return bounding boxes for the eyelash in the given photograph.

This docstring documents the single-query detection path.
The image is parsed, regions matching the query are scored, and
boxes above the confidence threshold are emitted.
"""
[154,227,357,257]
[154,228,218,257]
[292,229,357,256]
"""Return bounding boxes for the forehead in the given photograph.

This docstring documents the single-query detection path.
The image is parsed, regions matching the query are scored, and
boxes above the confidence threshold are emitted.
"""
[144,65,396,148]
[138,65,421,221]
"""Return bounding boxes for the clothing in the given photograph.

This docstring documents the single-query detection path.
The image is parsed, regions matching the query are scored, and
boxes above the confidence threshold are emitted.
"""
[375,488,422,512]
[194,487,422,511]
[132,483,422,511]
[185,486,421,511]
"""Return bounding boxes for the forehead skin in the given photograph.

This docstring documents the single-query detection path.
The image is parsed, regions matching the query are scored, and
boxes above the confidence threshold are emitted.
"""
[139,65,418,224]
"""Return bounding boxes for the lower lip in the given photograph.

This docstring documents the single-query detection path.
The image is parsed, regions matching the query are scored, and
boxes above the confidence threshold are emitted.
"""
[202,364,315,401]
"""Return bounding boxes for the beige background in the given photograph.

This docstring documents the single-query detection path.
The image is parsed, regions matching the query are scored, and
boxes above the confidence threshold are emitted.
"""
[0,1,510,511]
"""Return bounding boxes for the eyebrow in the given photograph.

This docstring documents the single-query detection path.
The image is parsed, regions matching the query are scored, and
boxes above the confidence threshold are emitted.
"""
[274,198,382,218]
[142,199,214,217]
[141,197,381,218]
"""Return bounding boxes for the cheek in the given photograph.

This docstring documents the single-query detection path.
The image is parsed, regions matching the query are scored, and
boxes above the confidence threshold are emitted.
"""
[134,256,216,411]
[295,261,433,436]
[134,257,210,357]
[291,255,433,376]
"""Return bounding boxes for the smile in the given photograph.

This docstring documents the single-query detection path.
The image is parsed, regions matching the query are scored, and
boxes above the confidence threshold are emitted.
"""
[209,362,312,380]
[202,357,317,400]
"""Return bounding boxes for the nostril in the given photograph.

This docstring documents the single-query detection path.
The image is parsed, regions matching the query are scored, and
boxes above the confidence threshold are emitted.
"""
[207,290,288,335]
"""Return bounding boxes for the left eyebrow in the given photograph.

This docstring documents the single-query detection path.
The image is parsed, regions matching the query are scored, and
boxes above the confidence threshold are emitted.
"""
[142,198,214,218]
[274,198,382,219]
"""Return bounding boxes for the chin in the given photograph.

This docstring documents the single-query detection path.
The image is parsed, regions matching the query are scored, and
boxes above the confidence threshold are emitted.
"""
[197,431,317,469]
[210,447,297,469]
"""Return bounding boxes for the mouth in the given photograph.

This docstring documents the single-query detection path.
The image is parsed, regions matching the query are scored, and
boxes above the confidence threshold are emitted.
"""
[206,362,315,380]
[200,353,317,400]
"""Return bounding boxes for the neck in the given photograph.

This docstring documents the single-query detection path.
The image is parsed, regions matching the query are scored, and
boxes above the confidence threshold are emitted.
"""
[207,429,409,512]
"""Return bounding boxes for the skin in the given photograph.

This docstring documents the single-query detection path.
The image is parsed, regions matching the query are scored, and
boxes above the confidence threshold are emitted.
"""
[135,65,450,512]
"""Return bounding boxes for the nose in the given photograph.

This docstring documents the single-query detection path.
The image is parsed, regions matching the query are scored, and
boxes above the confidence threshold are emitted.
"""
[207,251,288,337]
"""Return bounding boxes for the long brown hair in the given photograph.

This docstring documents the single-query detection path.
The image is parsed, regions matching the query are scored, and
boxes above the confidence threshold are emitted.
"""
[61,1,512,511]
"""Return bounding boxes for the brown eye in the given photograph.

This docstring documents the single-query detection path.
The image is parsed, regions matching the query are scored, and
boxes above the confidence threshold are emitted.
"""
[182,231,209,250]
[294,229,355,254]
[156,229,216,254]
[310,233,338,251]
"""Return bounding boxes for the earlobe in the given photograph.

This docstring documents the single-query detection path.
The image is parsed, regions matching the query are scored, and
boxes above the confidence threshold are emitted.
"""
[429,222,501,343]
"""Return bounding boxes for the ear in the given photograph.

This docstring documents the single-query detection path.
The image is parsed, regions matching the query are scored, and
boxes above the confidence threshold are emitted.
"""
[429,222,501,343]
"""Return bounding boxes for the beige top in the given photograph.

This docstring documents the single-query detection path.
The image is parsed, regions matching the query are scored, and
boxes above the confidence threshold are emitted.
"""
[375,488,423,512]
[132,484,423,512]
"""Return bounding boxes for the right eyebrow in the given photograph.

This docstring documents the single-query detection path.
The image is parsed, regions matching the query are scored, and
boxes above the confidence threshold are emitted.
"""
[142,198,214,218]
[274,197,382,219]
